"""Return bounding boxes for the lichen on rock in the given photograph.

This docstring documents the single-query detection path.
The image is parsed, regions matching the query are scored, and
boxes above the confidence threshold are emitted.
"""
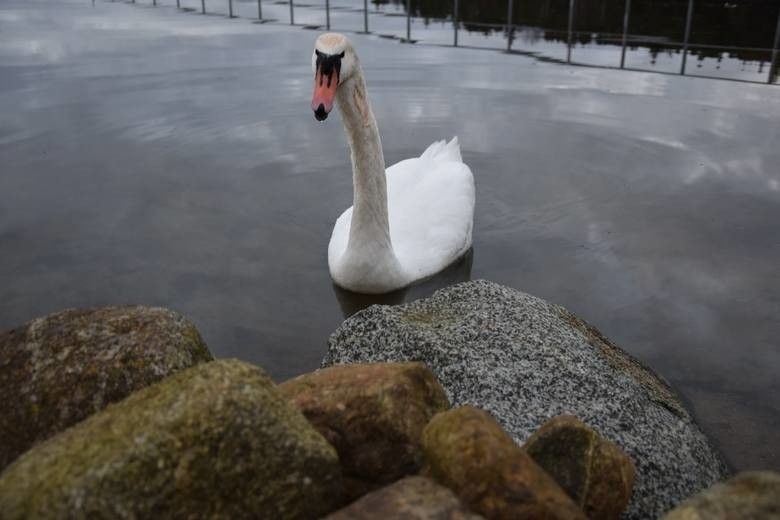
[523,415,635,519]
[0,305,213,471]
[324,476,484,519]
[280,362,449,501]
[661,471,780,520]
[421,405,587,520]
[0,359,343,519]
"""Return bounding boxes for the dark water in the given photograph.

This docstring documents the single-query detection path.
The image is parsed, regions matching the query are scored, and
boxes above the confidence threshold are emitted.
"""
[1,0,779,473]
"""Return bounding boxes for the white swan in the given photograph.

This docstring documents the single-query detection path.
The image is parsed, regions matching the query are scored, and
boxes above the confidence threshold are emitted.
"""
[311,33,475,294]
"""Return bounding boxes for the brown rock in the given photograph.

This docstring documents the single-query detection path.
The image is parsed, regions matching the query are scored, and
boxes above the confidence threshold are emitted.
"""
[280,362,449,501]
[324,476,484,519]
[661,471,780,520]
[0,305,213,471]
[421,406,586,520]
[523,415,635,519]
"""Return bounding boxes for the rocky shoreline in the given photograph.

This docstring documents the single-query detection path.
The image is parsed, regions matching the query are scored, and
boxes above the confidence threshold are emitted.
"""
[0,280,776,518]
[324,280,731,518]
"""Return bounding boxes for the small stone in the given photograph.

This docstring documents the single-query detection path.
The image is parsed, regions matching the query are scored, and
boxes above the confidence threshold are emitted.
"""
[421,405,586,520]
[280,362,449,501]
[523,415,635,519]
[0,305,213,471]
[661,471,780,520]
[0,359,343,519]
[324,476,484,519]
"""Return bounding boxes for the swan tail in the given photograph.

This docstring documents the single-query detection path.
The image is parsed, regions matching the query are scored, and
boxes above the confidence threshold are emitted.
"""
[420,136,462,164]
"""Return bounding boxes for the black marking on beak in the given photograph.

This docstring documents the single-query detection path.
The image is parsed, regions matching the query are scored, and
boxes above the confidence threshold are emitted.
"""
[315,50,345,86]
[314,104,328,121]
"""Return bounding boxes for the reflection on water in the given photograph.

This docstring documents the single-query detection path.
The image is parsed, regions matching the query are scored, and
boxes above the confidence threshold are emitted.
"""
[333,248,473,317]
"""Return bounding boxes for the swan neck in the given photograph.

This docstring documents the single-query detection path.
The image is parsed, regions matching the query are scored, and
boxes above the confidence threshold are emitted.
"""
[336,68,393,253]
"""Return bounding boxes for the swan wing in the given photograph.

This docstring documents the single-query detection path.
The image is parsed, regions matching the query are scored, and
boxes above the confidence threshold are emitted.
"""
[386,137,475,280]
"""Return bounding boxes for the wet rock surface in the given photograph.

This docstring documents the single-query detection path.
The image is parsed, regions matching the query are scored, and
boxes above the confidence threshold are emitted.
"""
[661,471,780,520]
[324,280,730,518]
[324,476,484,520]
[0,359,342,519]
[523,415,635,519]
[0,305,213,471]
[280,362,449,501]
[421,406,586,520]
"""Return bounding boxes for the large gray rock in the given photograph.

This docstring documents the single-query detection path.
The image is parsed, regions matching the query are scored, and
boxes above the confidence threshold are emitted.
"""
[0,359,343,519]
[0,305,213,471]
[323,280,729,519]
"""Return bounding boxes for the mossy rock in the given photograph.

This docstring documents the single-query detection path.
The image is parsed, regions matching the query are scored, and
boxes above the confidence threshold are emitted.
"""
[523,415,635,519]
[421,406,586,520]
[324,476,484,519]
[661,471,780,520]
[0,305,213,470]
[0,359,343,519]
[280,362,450,502]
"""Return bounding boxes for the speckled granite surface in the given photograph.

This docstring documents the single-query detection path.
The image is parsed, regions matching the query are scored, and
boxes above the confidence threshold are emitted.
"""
[323,280,730,519]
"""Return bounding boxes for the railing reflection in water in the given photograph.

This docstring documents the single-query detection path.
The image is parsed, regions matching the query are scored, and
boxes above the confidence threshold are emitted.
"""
[134,0,779,85]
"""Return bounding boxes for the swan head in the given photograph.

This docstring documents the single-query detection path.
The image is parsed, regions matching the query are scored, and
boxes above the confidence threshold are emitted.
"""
[311,33,357,121]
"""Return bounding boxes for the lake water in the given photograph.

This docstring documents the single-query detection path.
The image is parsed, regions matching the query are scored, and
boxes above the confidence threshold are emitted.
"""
[1,0,779,473]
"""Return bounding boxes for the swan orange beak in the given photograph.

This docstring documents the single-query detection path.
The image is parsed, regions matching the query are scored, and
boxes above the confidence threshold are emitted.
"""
[312,70,338,122]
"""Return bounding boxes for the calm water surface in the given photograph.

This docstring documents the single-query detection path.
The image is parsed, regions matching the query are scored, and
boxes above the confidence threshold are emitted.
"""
[1,0,779,472]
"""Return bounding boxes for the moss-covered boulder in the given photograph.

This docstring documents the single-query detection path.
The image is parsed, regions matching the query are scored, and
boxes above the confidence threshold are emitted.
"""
[523,415,635,519]
[324,476,484,519]
[0,305,213,470]
[0,359,343,519]
[661,471,780,520]
[421,406,586,520]
[280,362,449,501]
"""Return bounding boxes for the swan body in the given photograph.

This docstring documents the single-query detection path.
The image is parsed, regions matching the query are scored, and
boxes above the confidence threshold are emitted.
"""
[311,33,475,294]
